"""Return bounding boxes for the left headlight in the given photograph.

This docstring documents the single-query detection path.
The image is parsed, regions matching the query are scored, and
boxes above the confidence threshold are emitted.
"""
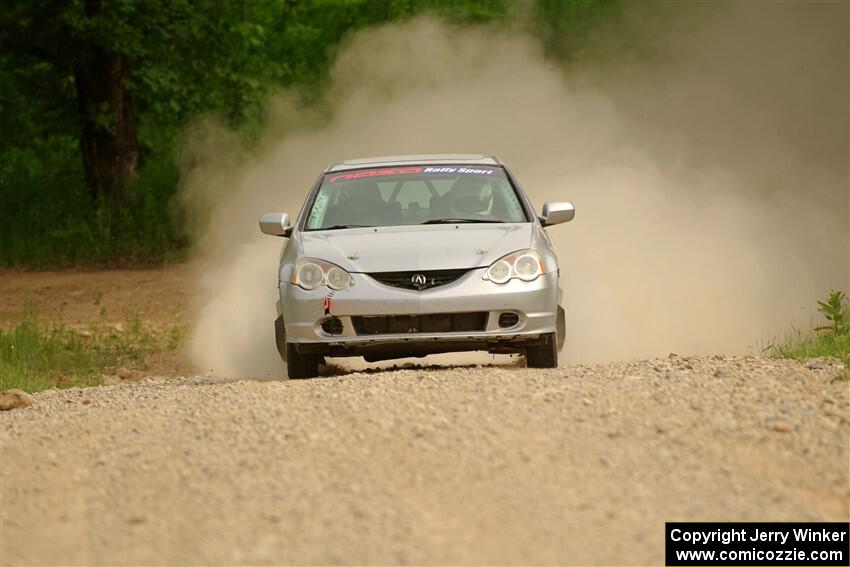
[483,249,545,283]
[291,258,352,290]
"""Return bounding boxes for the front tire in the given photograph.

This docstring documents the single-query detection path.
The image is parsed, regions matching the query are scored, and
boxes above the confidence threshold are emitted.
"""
[556,306,566,352]
[526,333,558,368]
[274,316,287,360]
[286,343,319,379]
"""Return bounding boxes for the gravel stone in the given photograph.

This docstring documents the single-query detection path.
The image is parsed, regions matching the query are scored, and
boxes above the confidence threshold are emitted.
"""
[0,389,34,411]
[1,356,847,565]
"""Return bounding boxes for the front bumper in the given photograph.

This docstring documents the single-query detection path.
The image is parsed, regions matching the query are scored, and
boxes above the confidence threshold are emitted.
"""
[278,269,559,356]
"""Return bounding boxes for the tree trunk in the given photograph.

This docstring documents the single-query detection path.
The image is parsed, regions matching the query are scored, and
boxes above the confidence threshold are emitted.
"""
[74,1,139,202]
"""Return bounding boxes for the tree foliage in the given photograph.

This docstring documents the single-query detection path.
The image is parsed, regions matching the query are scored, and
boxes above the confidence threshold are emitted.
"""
[0,0,618,266]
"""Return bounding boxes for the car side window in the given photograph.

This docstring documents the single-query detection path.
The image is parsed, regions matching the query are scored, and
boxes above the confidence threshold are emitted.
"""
[307,189,334,229]
[498,179,525,220]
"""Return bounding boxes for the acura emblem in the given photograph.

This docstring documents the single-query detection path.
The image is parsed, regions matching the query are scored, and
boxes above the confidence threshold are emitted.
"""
[411,273,428,289]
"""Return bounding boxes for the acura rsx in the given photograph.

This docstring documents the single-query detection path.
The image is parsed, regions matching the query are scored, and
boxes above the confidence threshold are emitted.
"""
[259,154,574,378]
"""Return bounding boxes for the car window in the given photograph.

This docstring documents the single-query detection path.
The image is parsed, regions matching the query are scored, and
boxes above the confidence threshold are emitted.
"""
[305,165,527,230]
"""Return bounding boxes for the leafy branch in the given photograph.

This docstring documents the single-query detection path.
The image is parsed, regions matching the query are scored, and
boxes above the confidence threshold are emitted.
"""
[815,290,848,335]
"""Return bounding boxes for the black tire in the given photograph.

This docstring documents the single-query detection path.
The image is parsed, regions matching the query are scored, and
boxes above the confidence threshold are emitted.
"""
[526,332,558,368]
[556,306,566,352]
[274,316,287,361]
[286,343,319,379]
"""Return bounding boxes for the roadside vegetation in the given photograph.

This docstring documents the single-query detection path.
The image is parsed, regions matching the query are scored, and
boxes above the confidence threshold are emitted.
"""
[0,0,620,268]
[767,291,850,379]
[0,312,184,393]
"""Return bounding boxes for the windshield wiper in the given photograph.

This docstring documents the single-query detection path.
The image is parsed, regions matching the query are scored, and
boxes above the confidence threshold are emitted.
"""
[321,224,374,230]
[421,218,505,224]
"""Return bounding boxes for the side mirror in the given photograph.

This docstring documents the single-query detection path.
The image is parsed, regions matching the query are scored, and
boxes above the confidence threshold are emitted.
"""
[540,202,575,227]
[259,213,292,237]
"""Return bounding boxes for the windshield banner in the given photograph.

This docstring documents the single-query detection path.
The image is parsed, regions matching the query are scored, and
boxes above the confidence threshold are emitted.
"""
[327,166,500,184]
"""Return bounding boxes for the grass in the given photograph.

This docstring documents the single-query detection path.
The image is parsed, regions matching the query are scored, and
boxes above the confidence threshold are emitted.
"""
[768,328,850,379]
[765,290,850,380]
[0,137,188,268]
[0,313,185,393]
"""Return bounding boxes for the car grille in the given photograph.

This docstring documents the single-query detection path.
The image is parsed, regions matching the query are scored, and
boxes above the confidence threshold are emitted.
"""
[367,269,469,291]
[352,312,488,335]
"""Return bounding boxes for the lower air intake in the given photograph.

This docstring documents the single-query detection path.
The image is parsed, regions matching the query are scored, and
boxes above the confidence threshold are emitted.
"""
[498,312,520,328]
[320,316,344,335]
[352,312,488,335]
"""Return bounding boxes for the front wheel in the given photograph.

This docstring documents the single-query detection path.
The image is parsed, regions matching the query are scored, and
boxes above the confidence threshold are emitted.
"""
[556,306,566,352]
[286,343,319,379]
[526,333,558,368]
[274,316,287,360]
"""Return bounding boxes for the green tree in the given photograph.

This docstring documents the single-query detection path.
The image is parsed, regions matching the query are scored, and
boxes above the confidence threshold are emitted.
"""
[0,0,620,266]
[2,0,140,200]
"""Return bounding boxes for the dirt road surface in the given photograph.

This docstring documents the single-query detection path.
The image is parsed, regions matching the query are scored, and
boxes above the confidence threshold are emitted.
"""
[0,265,189,331]
[2,268,848,563]
[2,356,848,565]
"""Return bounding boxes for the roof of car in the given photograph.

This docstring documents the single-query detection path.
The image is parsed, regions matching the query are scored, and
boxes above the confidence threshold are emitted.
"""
[325,154,501,172]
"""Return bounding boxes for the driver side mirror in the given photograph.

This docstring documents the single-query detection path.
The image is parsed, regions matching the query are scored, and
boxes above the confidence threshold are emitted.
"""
[540,202,575,227]
[259,213,292,237]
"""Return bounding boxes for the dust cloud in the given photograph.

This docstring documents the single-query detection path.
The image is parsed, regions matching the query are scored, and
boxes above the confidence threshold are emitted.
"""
[179,2,849,377]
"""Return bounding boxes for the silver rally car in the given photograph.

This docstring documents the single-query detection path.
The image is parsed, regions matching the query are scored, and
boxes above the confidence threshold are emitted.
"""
[260,154,574,378]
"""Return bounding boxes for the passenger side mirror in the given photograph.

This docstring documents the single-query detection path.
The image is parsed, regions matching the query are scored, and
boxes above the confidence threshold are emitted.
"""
[259,213,292,237]
[540,202,575,227]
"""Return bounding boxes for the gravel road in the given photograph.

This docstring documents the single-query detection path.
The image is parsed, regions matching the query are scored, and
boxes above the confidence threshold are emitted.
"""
[1,356,847,565]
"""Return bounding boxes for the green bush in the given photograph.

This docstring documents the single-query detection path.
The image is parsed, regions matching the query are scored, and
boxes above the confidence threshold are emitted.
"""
[0,137,187,267]
[768,290,850,379]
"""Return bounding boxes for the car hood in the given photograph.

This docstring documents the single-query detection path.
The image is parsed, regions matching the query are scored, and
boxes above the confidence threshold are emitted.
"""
[299,223,533,272]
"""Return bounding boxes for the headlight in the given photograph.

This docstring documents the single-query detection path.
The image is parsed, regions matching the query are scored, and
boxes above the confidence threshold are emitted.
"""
[483,249,545,283]
[487,260,512,284]
[297,262,324,290]
[514,254,542,281]
[291,258,353,290]
[326,266,352,290]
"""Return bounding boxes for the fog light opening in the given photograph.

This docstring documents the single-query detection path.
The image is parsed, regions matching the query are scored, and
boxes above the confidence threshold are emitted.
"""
[321,316,344,335]
[498,312,520,328]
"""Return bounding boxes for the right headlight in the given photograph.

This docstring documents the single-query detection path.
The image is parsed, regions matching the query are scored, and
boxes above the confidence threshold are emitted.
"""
[483,249,546,284]
[291,258,352,290]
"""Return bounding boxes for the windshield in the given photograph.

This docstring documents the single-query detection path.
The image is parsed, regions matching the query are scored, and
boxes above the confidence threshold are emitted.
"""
[304,165,528,230]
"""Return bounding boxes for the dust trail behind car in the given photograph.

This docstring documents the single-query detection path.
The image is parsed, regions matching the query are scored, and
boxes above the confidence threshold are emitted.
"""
[178,2,848,378]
